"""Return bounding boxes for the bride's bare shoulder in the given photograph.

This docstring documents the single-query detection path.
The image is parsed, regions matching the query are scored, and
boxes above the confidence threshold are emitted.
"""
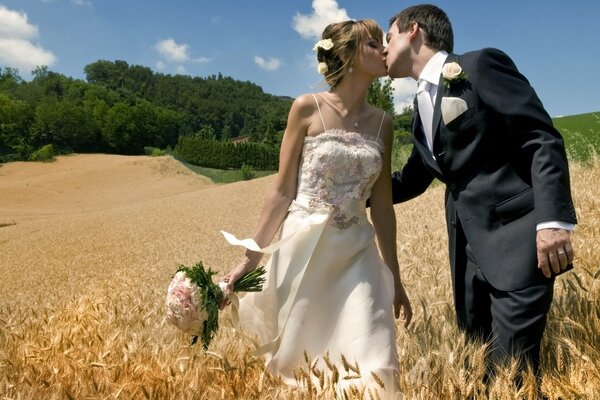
[290,93,319,118]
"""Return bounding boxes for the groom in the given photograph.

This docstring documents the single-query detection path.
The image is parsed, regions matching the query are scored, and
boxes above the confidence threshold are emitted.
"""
[383,4,577,378]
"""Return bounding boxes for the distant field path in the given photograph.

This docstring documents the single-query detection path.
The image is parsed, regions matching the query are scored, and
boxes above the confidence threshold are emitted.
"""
[0,153,276,290]
[0,154,214,223]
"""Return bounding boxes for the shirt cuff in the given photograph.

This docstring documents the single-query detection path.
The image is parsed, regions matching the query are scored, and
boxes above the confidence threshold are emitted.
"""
[536,221,575,231]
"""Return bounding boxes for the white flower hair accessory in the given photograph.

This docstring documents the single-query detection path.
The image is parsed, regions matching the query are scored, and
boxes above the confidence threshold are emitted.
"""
[313,38,334,52]
[317,62,329,75]
[441,62,468,88]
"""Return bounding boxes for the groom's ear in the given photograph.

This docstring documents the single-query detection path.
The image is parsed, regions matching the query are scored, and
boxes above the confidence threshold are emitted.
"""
[410,22,428,47]
[409,22,419,35]
[408,22,420,41]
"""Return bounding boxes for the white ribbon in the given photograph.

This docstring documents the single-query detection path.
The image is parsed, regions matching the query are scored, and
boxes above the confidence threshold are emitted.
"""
[220,207,330,255]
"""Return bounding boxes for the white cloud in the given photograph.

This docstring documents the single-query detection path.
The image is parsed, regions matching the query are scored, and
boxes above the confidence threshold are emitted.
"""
[0,5,38,40]
[154,38,212,74]
[155,38,190,62]
[0,5,56,71]
[391,78,418,113]
[0,38,57,71]
[254,56,282,71]
[194,57,212,64]
[292,0,350,40]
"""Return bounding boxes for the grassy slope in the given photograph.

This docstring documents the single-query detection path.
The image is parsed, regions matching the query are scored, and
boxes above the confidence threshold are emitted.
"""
[553,112,600,162]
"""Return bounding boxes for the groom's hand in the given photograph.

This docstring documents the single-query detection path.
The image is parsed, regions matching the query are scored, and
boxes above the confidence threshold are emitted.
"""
[536,228,574,278]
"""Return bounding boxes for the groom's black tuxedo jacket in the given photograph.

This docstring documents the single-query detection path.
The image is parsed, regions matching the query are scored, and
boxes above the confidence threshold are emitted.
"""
[392,48,577,291]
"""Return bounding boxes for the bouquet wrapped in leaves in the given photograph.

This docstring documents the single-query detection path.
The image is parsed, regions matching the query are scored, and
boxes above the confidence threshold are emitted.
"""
[165,261,266,349]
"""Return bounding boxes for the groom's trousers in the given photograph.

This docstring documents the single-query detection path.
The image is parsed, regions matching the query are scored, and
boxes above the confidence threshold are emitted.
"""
[452,218,554,376]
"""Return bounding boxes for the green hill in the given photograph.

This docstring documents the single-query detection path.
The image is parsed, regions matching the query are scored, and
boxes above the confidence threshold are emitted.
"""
[553,112,600,162]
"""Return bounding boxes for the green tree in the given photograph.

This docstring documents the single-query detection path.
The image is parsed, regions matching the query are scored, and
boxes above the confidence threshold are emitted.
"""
[221,124,232,141]
[31,68,71,99]
[1,61,295,161]
[367,77,395,115]
[394,104,413,134]
[31,99,93,152]
[196,125,216,140]
[0,93,32,160]
[0,67,23,92]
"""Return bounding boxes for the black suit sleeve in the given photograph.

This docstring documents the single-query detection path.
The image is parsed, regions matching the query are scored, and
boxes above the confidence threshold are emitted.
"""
[391,145,434,204]
[474,48,576,224]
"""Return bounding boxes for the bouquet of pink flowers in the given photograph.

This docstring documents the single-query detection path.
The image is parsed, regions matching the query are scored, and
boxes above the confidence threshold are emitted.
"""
[166,261,265,349]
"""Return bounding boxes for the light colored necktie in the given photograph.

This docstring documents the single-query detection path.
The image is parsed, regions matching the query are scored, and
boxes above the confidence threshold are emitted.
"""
[417,79,434,153]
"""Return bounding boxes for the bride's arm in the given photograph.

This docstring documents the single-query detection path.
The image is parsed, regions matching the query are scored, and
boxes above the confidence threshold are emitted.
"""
[221,95,314,295]
[369,114,413,327]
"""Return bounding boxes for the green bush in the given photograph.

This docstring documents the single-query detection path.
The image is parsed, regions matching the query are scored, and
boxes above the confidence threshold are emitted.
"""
[29,144,55,162]
[144,146,165,156]
[241,164,255,181]
[394,129,412,145]
[0,154,20,163]
[175,136,279,170]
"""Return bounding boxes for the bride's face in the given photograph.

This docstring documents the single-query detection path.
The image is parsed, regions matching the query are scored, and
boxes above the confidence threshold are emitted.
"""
[355,37,387,78]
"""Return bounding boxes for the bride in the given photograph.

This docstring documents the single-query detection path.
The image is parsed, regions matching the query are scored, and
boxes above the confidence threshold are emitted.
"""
[220,19,412,398]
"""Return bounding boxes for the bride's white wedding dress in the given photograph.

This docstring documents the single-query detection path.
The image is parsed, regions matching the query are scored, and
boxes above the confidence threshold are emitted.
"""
[223,96,401,398]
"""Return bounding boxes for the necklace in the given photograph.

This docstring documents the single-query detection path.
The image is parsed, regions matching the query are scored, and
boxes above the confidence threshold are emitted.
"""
[325,91,362,130]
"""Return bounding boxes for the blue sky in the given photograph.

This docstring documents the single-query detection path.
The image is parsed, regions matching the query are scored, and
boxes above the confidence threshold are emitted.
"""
[1,0,598,117]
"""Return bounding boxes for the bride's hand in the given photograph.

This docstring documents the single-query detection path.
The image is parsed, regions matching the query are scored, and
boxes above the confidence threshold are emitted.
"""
[218,262,252,310]
[394,283,412,328]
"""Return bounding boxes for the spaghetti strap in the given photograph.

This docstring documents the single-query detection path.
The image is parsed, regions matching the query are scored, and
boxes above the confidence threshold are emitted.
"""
[375,111,386,139]
[311,93,327,132]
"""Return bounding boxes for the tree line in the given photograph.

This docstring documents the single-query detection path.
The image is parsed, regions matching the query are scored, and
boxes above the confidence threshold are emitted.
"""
[0,62,412,168]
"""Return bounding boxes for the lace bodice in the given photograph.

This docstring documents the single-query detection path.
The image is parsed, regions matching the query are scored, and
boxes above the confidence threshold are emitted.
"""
[293,129,384,229]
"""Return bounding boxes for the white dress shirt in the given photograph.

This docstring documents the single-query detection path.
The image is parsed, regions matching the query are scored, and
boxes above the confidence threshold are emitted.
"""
[417,51,448,119]
[417,51,573,232]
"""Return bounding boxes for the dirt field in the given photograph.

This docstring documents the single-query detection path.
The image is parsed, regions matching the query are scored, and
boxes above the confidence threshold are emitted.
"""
[0,154,213,224]
[0,154,598,399]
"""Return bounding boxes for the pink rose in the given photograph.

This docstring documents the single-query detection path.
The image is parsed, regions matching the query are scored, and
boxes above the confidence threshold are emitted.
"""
[165,271,208,335]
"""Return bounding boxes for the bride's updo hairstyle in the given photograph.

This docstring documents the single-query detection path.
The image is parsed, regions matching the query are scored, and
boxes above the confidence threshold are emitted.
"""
[315,19,383,89]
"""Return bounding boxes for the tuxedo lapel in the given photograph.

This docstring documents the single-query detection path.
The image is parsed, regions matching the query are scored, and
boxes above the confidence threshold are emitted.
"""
[432,54,458,143]
[432,78,445,138]
[411,99,428,149]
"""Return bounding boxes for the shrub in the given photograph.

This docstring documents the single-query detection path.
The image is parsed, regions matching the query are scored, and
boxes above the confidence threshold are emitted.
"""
[241,164,255,181]
[144,146,165,157]
[29,144,55,162]
[0,152,21,163]
[175,137,278,170]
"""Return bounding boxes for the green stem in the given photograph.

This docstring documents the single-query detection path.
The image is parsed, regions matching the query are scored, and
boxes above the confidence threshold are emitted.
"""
[232,266,266,292]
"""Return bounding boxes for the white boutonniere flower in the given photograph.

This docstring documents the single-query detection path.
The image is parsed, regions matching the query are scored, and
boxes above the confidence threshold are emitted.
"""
[441,62,468,88]
[312,38,334,52]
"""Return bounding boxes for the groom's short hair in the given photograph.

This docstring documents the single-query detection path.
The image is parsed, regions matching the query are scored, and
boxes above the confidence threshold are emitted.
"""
[390,4,454,53]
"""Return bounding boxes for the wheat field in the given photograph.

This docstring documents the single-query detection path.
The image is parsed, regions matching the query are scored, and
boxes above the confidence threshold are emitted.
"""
[0,154,598,399]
